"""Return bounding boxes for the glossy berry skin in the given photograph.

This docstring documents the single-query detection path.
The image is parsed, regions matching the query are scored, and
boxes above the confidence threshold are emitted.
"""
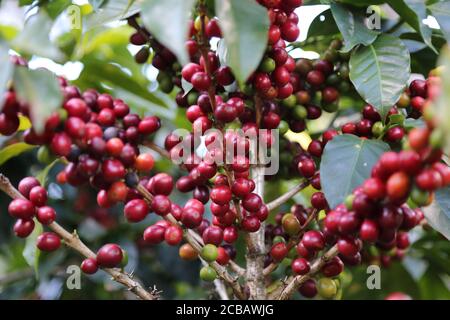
[179,243,198,260]
[51,133,72,157]
[164,225,183,246]
[299,279,317,298]
[210,186,232,205]
[292,258,310,275]
[96,244,123,268]
[81,258,98,274]
[202,226,224,246]
[359,219,379,243]
[36,206,56,225]
[29,186,48,207]
[191,72,211,91]
[270,242,288,262]
[143,225,166,245]
[241,216,261,232]
[8,199,35,220]
[302,230,325,251]
[181,207,203,229]
[102,159,126,182]
[151,195,172,216]
[386,172,410,201]
[321,256,344,277]
[337,237,359,257]
[363,178,386,200]
[311,192,327,210]
[18,177,40,198]
[242,193,263,212]
[37,232,61,252]
[298,158,316,178]
[13,219,35,238]
[124,199,149,222]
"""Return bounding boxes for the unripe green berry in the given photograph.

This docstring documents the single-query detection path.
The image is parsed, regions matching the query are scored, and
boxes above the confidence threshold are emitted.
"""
[372,121,384,137]
[317,277,338,299]
[259,57,276,73]
[282,95,297,108]
[201,244,218,262]
[200,266,217,282]
[293,105,307,120]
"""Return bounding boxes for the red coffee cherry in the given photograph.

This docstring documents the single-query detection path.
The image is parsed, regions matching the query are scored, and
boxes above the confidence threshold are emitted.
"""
[107,181,128,203]
[408,127,430,151]
[363,178,386,200]
[210,185,232,205]
[242,193,262,212]
[337,236,359,257]
[216,247,230,266]
[0,114,19,135]
[386,172,410,201]
[138,116,160,135]
[398,150,422,175]
[396,231,410,249]
[311,192,327,210]
[321,256,344,277]
[416,169,442,191]
[143,225,166,245]
[81,258,99,274]
[96,243,123,268]
[51,132,72,157]
[64,98,88,118]
[8,199,35,219]
[29,186,48,207]
[13,219,35,238]
[106,138,124,157]
[306,70,325,87]
[292,258,310,275]
[280,21,299,41]
[214,103,238,123]
[181,207,203,229]
[378,206,403,229]
[338,211,361,235]
[298,158,316,178]
[299,279,317,298]
[223,226,238,243]
[215,66,234,86]
[148,173,174,195]
[270,242,288,261]
[296,242,316,260]
[359,219,379,243]
[202,226,224,246]
[124,199,149,222]
[241,216,261,232]
[379,151,400,175]
[302,230,325,251]
[101,159,126,182]
[191,72,211,91]
[37,232,61,252]
[18,177,40,198]
[164,225,183,246]
[151,195,172,216]
[36,206,56,225]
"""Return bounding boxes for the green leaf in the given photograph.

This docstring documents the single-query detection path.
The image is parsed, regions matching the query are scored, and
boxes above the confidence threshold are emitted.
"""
[36,159,60,186]
[89,0,106,11]
[140,0,195,66]
[330,3,379,52]
[0,143,36,166]
[13,67,63,134]
[215,0,269,85]
[349,34,411,119]
[84,0,140,29]
[11,12,64,62]
[320,134,390,208]
[423,186,450,240]
[306,9,339,38]
[336,0,385,6]
[387,0,436,52]
[22,220,43,279]
[0,40,14,112]
[429,1,450,43]
[434,46,450,154]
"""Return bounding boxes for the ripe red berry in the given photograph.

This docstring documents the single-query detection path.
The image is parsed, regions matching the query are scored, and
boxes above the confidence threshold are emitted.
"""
[13,219,35,238]
[96,243,123,268]
[215,66,234,86]
[216,247,230,266]
[241,216,261,232]
[292,258,310,275]
[298,158,316,178]
[37,232,61,252]
[64,98,88,118]
[210,185,232,205]
[359,219,379,242]
[280,21,299,41]
[151,195,171,216]
[306,70,325,87]
[51,132,72,157]
[18,177,40,198]
[302,230,325,251]
[321,256,344,277]
[337,236,359,257]
[270,242,288,261]
[8,199,35,219]
[214,103,238,123]
[0,114,19,135]
[363,178,386,200]
[299,279,317,298]
[242,193,262,212]
[101,159,126,182]
[135,153,155,172]
[81,258,98,274]
[181,207,203,229]
[29,186,47,207]
[148,173,174,195]
[164,225,183,245]
[223,226,238,243]
[191,72,211,91]
[143,225,166,244]
[311,192,327,210]
[202,226,224,246]
[386,171,410,201]
[36,206,56,225]
[124,199,149,222]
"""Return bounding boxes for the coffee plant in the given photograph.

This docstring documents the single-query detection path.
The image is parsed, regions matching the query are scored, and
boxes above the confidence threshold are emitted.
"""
[0,0,449,300]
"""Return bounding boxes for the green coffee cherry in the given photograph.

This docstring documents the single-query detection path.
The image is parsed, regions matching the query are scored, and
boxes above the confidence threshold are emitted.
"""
[273,235,286,244]
[410,187,430,207]
[322,102,339,113]
[372,121,384,137]
[282,213,301,236]
[344,194,355,210]
[293,105,308,120]
[429,129,444,149]
[317,278,338,299]
[120,249,129,268]
[37,146,53,164]
[259,57,276,73]
[187,91,199,106]
[278,120,289,135]
[200,266,217,282]
[282,95,297,108]
[201,244,218,262]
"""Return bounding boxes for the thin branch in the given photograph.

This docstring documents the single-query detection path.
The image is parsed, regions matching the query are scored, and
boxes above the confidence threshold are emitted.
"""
[0,173,158,300]
[276,244,339,300]
[144,141,170,159]
[266,180,309,211]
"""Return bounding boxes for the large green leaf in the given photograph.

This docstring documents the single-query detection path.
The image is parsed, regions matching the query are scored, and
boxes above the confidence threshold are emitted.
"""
[0,143,36,166]
[0,40,14,111]
[434,46,450,154]
[387,0,435,52]
[22,220,43,279]
[349,34,411,119]
[306,9,339,38]
[429,1,450,44]
[84,0,140,29]
[11,12,64,62]
[336,0,386,6]
[423,186,450,240]
[13,67,63,134]
[36,159,60,186]
[320,134,390,208]
[140,0,195,66]
[330,3,379,52]
[215,0,269,85]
